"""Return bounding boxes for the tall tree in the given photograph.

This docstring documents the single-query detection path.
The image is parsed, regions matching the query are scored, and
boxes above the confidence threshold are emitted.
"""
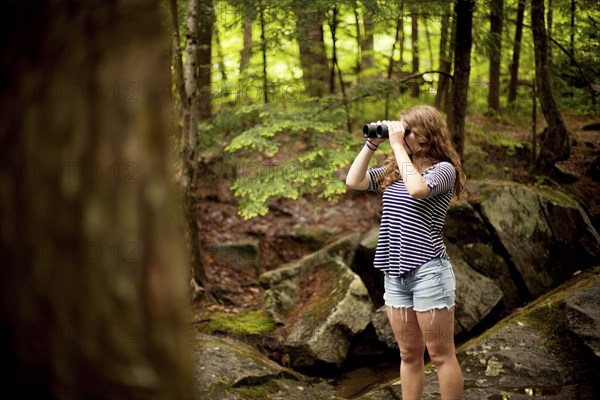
[172,0,213,299]
[0,1,192,398]
[198,0,215,118]
[411,13,420,97]
[294,5,329,97]
[361,1,376,72]
[531,0,571,172]
[508,0,526,104]
[488,0,504,111]
[447,0,475,161]
[435,1,453,111]
[240,18,253,76]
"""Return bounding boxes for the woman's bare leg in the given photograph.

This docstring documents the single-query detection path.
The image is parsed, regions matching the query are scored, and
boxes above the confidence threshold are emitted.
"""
[387,306,426,399]
[416,307,463,400]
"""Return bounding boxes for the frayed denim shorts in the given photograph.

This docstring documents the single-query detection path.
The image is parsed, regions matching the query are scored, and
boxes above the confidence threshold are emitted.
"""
[383,257,456,312]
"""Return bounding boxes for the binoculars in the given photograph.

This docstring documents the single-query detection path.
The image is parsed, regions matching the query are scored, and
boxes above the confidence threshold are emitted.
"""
[363,123,411,139]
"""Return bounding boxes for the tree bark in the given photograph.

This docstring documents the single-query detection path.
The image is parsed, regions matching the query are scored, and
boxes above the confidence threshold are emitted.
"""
[294,7,329,97]
[198,0,214,118]
[240,18,253,76]
[447,0,475,162]
[508,0,525,104]
[0,1,192,398]
[488,0,503,111]
[361,3,376,72]
[259,2,269,103]
[180,0,213,299]
[531,0,571,172]
[435,2,453,111]
[411,13,420,98]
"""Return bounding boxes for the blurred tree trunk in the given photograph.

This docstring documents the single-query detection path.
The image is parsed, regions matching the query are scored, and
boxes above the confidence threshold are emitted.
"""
[488,0,503,112]
[411,13,420,97]
[531,0,571,173]
[0,1,193,398]
[361,3,376,72]
[294,7,329,97]
[447,0,475,162]
[259,2,269,103]
[508,0,525,105]
[239,18,253,76]
[435,2,453,111]
[198,0,214,118]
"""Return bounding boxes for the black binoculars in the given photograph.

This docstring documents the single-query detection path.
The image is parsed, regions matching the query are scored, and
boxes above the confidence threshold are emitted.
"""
[362,123,411,139]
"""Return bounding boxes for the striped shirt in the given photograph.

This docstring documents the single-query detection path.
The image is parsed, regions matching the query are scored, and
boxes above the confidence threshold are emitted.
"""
[367,161,456,276]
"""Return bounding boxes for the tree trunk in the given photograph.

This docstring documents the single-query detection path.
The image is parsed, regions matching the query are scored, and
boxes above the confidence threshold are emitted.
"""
[443,8,457,114]
[447,0,475,162]
[180,0,213,299]
[411,13,420,98]
[240,18,253,75]
[488,0,503,112]
[294,7,328,97]
[259,2,269,103]
[435,2,453,111]
[214,26,227,82]
[353,4,362,82]
[198,0,214,118]
[0,1,192,398]
[361,4,376,72]
[508,0,525,104]
[531,0,571,173]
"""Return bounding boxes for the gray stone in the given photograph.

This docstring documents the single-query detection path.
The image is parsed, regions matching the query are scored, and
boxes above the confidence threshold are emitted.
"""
[449,244,504,333]
[204,239,260,275]
[565,282,600,361]
[194,334,341,400]
[283,259,374,369]
[477,183,600,297]
[259,233,360,324]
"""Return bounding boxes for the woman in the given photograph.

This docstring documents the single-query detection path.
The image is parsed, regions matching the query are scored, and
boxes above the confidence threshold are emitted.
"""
[346,105,465,399]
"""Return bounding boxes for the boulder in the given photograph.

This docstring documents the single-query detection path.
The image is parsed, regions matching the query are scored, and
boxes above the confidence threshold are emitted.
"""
[565,282,600,361]
[475,183,600,298]
[204,239,260,276]
[282,259,374,370]
[194,334,341,399]
[259,233,360,324]
[448,244,504,333]
[356,266,600,400]
[445,200,522,309]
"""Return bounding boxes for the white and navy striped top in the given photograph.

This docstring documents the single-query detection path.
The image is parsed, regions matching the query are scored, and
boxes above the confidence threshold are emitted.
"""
[367,161,456,276]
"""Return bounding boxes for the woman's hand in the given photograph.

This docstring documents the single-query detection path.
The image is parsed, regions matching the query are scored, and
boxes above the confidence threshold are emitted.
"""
[382,120,407,151]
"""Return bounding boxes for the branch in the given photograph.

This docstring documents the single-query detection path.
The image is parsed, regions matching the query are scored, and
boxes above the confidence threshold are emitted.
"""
[397,69,455,84]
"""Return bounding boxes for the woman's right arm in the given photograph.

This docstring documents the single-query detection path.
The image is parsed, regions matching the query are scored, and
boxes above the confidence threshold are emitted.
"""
[346,142,377,191]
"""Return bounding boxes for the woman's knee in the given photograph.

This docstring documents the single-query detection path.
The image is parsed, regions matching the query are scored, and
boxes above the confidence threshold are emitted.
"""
[399,344,425,364]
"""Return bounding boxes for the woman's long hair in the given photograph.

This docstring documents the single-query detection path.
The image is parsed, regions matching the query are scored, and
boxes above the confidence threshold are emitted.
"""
[378,105,466,198]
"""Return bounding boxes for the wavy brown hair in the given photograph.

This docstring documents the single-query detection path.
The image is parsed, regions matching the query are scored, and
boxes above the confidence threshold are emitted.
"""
[378,105,466,197]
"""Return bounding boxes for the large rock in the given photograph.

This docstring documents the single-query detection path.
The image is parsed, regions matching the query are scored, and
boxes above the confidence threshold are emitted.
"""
[565,282,600,361]
[445,200,522,309]
[476,183,600,298]
[357,266,600,400]
[282,259,374,370]
[448,244,504,333]
[259,233,360,324]
[204,239,260,276]
[194,334,341,399]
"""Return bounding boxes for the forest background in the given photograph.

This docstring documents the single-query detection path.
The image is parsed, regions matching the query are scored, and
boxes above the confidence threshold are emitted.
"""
[172,0,600,302]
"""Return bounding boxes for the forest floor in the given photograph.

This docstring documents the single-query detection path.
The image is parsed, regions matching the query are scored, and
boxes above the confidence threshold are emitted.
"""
[193,111,600,319]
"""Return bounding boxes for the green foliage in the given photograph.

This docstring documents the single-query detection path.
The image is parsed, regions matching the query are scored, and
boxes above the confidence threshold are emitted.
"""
[214,101,355,218]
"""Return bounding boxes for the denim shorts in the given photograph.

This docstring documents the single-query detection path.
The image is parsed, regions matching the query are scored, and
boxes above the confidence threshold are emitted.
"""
[383,257,456,312]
